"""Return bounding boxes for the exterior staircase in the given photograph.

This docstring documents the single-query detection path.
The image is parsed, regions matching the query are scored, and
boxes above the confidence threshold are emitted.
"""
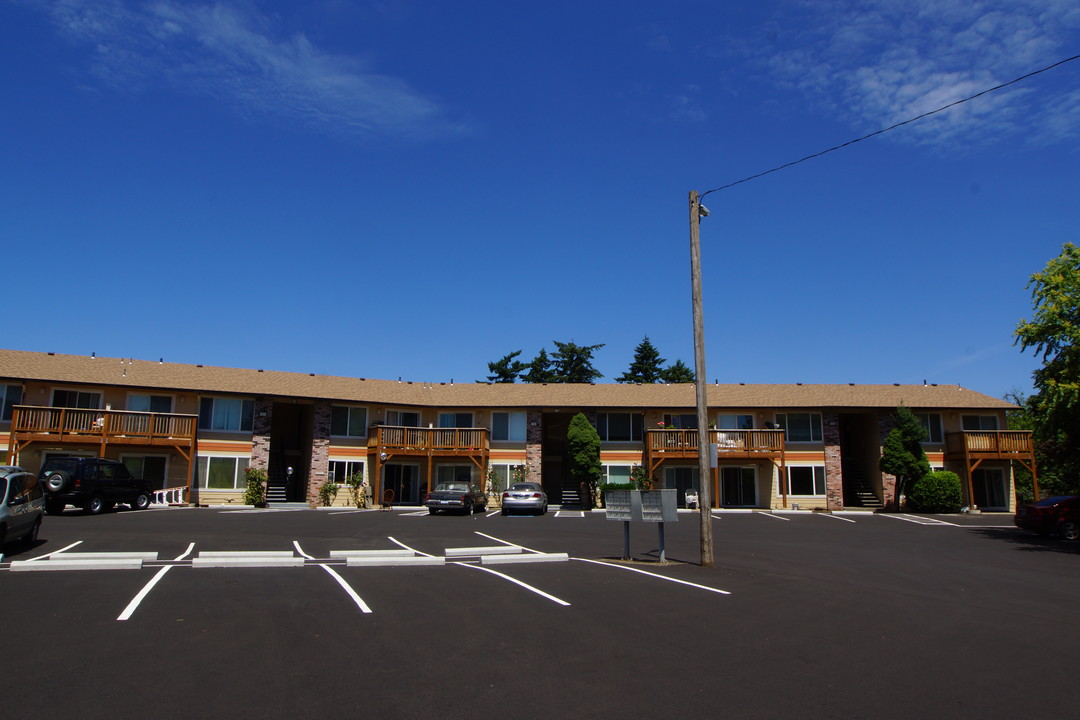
[844,472,883,509]
[559,484,582,509]
[266,467,287,503]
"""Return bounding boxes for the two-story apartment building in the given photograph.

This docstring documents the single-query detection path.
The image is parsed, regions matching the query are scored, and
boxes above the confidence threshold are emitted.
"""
[0,349,1032,512]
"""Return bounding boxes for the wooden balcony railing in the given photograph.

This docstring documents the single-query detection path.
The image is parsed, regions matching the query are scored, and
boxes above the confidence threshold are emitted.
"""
[370,425,490,454]
[11,406,198,443]
[646,428,785,456]
[945,430,1034,459]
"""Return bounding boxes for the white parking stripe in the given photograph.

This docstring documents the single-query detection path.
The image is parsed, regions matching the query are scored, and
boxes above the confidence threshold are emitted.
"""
[817,513,857,523]
[117,542,195,621]
[572,558,732,595]
[294,541,372,613]
[25,540,83,561]
[472,531,542,554]
[455,563,571,606]
[758,512,791,521]
[387,536,436,557]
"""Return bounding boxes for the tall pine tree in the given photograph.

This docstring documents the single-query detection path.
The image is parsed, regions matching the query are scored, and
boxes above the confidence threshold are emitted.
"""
[616,336,666,383]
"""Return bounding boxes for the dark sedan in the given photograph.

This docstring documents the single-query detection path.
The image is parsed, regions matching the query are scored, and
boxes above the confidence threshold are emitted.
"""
[1014,495,1080,540]
[425,482,487,515]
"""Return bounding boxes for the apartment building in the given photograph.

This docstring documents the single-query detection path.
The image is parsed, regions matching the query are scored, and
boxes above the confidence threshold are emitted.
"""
[0,349,1030,512]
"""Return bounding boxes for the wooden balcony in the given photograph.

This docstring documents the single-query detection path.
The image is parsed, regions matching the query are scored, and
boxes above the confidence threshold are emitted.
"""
[6,405,198,463]
[644,429,786,473]
[945,431,1035,461]
[369,425,490,456]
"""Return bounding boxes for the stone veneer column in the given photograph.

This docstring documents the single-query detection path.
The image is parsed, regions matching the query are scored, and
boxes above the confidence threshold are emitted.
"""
[525,411,543,483]
[307,402,331,505]
[250,400,273,471]
[823,413,843,511]
[878,412,897,510]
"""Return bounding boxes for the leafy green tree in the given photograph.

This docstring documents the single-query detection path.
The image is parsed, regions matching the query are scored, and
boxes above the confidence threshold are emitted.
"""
[1015,242,1080,497]
[484,350,525,383]
[521,348,558,383]
[661,359,695,383]
[552,340,605,383]
[879,404,930,510]
[617,336,666,383]
[566,412,602,510]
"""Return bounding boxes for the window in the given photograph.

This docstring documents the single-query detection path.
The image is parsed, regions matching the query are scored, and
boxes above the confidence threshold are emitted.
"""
[328,460,364,485]
[197,456,247,489]
[437,465,474,485]
[331,406,368,437]
[915,413,943,443]
[122,456,169,490]
[662,414,698,429]
[439,412,473,428]
[603,466,632,484]
[1,384,22,422]
[786,466,826,496]
[386,410,421,427]
[776,413,822,443]
[492,412,527,442]
[718,414,754,430]
[198,397,254,432]
[597,413,644,442]
[52,389,101,409]
[128,394,173,413]
[962,415,999,431]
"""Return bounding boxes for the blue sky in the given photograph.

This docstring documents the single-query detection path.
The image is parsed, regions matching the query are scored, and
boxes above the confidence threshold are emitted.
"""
[2,0,1078,400]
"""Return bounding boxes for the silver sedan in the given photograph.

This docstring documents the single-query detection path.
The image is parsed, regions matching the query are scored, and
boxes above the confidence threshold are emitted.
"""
[500,482,548,515]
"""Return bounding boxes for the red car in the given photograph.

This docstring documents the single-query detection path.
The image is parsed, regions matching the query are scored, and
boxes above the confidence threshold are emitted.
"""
[1014,495,1080,540]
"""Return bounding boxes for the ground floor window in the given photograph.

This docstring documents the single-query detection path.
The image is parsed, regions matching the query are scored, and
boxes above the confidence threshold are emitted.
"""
[785,466,826,496]
[487,463,526,493]
[197,456,247,489]
[121,455,170,490]
[328,460,365,485]
[437,465,474,486]
[603,465,633,484]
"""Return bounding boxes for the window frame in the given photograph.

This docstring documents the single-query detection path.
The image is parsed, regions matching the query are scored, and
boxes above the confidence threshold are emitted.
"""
[491,411,527,442]
[915,413,944,444]
[127,393,174,414]
[961,414,1000,431]
[785,465,827,496]
[596,412,644,442]
[331,405,369,438]
[1,383,23,422]
[198,397,255,433]
[51,387,102,409]
[775,412,823,443]
[196,455,248,490]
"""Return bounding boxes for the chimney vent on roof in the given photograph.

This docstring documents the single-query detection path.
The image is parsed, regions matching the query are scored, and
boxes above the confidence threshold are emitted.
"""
[893,383,900,386]
[258,369,263,373]
[197,365,203,368]
[91,352,96,358]
[48,352,55,356]
[159,358,163,364]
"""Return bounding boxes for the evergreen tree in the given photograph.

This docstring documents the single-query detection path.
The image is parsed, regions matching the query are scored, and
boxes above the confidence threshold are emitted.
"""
[484,350,525,383]
[616,336,666,383]
[566,412,602,510]
[661,359,696,383]
[879,404,930,510]
[551,340,605,383]
[521,348,558,384]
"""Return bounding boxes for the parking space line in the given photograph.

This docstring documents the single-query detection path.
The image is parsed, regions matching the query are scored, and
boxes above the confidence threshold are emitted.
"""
[117,542,195,621]
[758,512,791,521]
[25,540,83,561]
[485,510,500,518]
[817,513,857,523]
[572,558,732,595]
[294,541,373,614]
[388,536,436,557]
[473,531,542,554]
[455,563,571,606]
[880,514,954,526]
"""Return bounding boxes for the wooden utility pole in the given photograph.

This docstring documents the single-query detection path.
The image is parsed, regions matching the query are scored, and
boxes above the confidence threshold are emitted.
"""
[689,190,715,567]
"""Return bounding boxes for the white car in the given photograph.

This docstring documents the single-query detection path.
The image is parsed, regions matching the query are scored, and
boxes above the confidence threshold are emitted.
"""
[501,482,548,515]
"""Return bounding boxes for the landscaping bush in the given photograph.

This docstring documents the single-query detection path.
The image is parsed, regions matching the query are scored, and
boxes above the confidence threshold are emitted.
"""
[906,470,963,513]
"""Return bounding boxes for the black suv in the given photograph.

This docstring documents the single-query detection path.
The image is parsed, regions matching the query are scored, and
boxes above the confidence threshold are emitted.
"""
[39,457,153,515]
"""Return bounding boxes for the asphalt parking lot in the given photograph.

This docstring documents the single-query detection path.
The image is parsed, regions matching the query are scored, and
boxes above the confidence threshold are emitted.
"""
[3,506,1078,720]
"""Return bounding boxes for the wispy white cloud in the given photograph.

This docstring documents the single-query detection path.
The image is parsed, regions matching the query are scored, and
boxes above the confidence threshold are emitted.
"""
[25,0,467,140]
[750,0,1080,147]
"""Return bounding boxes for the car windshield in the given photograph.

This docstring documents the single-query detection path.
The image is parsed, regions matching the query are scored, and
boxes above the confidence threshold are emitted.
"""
[435,483,469,493]
[510,484,540,492]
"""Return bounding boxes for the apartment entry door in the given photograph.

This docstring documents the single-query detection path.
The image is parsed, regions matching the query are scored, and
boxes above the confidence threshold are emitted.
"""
[384,464,421,505]
[721,466,757,507]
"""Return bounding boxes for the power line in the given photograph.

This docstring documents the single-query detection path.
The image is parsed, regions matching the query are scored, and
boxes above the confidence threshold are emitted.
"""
[700,53,1080,199]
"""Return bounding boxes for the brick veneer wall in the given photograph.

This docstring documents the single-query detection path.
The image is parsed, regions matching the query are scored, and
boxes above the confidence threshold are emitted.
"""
[824,412,843,511]
[525,411,543,483]
[307,402,331,505]
[879,412,897,510]
[250,400,273,471]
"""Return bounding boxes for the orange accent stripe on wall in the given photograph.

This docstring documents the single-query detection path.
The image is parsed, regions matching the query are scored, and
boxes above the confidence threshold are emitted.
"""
[197,441,253,454]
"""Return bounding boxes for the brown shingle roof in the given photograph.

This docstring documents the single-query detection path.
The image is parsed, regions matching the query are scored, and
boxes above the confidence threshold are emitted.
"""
[0,348,1013,410]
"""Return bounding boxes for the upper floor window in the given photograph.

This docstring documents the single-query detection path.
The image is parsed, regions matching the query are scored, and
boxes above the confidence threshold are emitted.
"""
[439,412,474,428]
[962,415,999,431]
[662,414,697,429]
[597,413,643,442]
[386,410,421,427]
[718,414,754,430]
[128,394,173,413]
[331,406,368,437]
[915,413,943,443]
[776,413,822,443]
[52,389,101,409]
[198,397,254,432]
[492,412,526,442]
[1,384,23,422]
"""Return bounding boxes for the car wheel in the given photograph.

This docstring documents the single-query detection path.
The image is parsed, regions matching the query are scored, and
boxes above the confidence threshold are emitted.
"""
[45,470,71,492]
[428,508,437,515]
[1059,520,1080,541]
[501,507,508,516]
[131,492,151,510]
[539,505,547,515]
[84,494,105,515]
[45,500,65,515]
[22,517,41,546]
